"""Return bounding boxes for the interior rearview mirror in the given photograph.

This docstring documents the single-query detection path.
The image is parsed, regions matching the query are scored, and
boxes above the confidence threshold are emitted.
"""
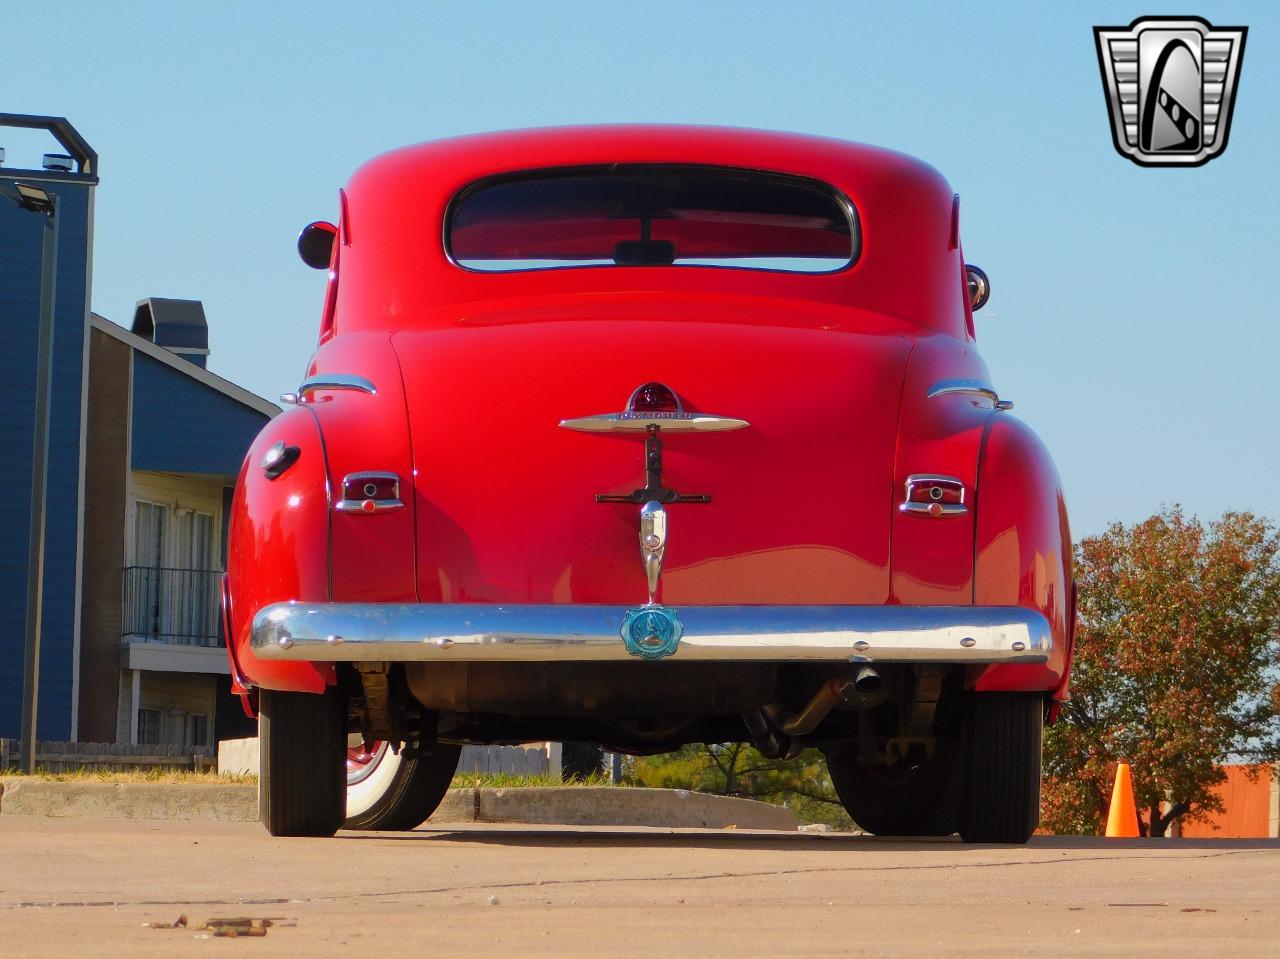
[298,221,338,269]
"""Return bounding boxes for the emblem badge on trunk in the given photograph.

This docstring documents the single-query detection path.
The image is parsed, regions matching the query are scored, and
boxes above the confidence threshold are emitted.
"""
[620,604,684,661]
[562,383,744,654]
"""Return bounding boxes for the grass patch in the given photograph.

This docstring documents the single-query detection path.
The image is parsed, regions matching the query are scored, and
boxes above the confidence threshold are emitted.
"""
[1,768,256,785]
[450,771,615,789]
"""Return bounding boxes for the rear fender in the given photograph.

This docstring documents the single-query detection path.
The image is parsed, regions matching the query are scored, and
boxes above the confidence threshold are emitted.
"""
[890,336,994,604]
[226,406,334,693]
[304,333,417,603]
[971,415,1074,696]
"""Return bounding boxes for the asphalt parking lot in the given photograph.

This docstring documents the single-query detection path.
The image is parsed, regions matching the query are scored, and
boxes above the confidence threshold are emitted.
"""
[2,818,1276,958]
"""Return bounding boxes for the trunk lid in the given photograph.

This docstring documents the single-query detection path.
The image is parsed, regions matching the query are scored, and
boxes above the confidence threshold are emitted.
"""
[394,308,910,606]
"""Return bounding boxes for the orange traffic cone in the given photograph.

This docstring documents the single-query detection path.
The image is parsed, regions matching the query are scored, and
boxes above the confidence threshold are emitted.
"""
[1105,761,1141,838]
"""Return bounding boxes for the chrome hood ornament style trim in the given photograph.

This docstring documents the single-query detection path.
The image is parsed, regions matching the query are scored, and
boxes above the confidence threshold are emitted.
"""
[562,383,743,657]
[560,381,748,433]
[639,500,667,603]
[561,412,749,433]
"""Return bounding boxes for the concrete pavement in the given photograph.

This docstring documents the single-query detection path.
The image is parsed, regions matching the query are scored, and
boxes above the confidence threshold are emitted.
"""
[2,817,1276,957]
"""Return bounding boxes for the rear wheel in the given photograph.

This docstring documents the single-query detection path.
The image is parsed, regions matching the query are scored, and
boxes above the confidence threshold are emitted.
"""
[825,741,960,837]
[259,687,346,837]
[344,739,462,830]
[957,692,1043,844]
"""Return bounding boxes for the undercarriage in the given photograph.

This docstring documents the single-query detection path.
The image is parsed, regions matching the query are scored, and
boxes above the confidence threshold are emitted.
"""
[355,660,966,765]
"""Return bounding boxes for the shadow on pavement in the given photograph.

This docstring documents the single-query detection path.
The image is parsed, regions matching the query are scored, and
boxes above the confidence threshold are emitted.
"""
[333,827,1279,853]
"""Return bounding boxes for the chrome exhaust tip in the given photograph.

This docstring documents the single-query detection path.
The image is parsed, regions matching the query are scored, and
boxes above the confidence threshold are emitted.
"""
[852,664,883,694]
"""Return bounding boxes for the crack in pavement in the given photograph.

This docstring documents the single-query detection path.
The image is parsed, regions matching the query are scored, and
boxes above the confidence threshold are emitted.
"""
[3,846,1273,911]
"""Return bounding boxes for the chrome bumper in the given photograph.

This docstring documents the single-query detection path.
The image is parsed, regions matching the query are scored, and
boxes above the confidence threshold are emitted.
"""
[251,603,1051,664]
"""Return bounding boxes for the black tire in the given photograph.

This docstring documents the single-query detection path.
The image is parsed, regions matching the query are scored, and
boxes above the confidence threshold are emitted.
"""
[957,692,1043,844]
[344,742,462,831]
[825,741,960,837]
[259,688,346,837]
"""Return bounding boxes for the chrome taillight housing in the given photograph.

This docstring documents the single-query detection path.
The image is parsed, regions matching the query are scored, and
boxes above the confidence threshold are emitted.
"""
[900,474,966,518]
[336,471,404,513]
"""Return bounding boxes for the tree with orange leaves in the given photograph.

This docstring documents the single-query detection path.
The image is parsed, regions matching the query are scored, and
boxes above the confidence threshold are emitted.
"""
[1042,508,1280,836]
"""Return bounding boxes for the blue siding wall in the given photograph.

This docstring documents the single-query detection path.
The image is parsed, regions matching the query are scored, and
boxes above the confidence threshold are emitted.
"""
[0,181,92,741]
[131,353,268,476]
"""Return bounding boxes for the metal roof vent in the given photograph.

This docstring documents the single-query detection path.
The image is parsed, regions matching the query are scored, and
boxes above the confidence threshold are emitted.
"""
[131,297,210,368]
[41,152,73,172]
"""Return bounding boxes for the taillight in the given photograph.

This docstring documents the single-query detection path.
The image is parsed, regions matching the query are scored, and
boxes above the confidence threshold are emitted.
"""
[627,381,681,413]
[900,474,966,518]
[336,472,404,514]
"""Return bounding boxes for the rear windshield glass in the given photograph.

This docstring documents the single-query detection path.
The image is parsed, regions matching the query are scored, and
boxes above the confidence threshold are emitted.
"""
[447,165,857,274]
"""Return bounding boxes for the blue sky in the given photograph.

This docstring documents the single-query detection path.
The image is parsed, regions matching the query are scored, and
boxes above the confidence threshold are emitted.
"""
[3,1,1275,537]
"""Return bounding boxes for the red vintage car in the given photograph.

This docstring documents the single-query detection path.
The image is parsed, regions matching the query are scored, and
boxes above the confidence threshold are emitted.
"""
[225,126,1073,842]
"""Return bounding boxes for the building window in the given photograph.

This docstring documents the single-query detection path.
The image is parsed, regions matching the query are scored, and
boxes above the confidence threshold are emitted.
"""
[137,708,162,745]
[173,510,217,641]
[125,500,220,644]
[186,714,209,748]
[130,502,169,640]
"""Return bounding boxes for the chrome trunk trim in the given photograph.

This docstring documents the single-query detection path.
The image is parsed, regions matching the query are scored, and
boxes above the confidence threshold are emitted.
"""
[639,500,667,602]
[559,413,748,432]
[251,603,1051,664]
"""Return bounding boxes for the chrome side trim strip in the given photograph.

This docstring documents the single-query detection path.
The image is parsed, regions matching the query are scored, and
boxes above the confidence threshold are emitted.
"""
[559,413,749,433]
[927,378,997,402]
[297,373,378,398]
[927,378,1012,410]
[251,603,1051,665]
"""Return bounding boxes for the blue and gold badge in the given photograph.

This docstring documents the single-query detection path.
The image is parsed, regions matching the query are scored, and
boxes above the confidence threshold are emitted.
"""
[620,605,683,661]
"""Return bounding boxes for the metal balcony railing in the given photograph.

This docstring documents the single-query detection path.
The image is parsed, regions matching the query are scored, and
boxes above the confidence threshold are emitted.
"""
[122,566,222,647]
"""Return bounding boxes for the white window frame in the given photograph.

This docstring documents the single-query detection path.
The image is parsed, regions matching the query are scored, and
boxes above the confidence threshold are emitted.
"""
[126,475,224,571]
[126,475,225,644]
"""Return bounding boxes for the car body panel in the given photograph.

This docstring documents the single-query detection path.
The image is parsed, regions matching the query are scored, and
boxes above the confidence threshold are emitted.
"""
[391,309,909,608]
[972,415,1074,697]
[890,335,995,605]
[225,407,334,694]
[224,125,1074,707]
[334,126,968,337]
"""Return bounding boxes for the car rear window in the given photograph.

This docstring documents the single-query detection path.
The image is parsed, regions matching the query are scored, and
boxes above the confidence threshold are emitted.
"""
[447,165,858,274]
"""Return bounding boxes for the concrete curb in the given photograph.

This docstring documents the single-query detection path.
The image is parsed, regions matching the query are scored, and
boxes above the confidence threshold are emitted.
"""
[444,786,797,830]
[0,780,797,830]
[0,780,256,822]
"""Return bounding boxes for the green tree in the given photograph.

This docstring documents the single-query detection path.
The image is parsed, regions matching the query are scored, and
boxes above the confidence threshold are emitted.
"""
[630,744,853,828]
[1043,508,1280,836]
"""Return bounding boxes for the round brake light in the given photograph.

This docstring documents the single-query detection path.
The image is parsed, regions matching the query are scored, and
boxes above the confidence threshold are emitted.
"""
[629,382,680,413]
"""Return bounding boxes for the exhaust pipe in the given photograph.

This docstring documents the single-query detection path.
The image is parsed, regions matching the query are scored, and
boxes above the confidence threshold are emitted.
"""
[852,664,882,695]
[753,665,889,745]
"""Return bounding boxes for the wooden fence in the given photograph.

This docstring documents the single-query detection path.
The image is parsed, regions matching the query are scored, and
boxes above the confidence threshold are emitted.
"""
[456,743,556,776]
[1176,764,1279,839]
[0,739,215,773]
